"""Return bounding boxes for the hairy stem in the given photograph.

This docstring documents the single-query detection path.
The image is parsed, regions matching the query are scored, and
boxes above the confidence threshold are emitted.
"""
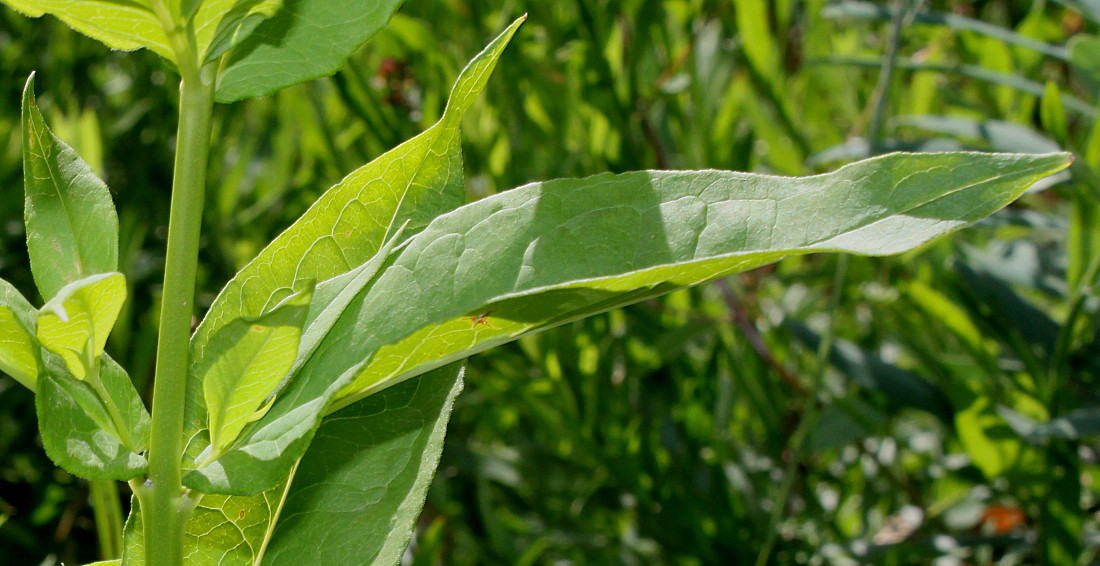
[141,52,214,566]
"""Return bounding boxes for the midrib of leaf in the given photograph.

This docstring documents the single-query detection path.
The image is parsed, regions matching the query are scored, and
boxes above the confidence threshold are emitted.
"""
[250,460,299,566]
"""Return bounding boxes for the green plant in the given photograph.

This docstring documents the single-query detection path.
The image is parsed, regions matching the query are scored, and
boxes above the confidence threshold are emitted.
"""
[0,2,1073,565]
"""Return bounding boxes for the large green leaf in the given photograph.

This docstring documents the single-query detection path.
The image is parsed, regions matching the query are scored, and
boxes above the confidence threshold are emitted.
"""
[213,0,407,102]
[2,1,173,63]
[201,284,312,455]
[182,18,523,493]
[0,278,40,391]
[37,354,149,480]
[22,75,120,301]
[261,364,464,565]
[327,151,1072,409]
[188,151,1069,496]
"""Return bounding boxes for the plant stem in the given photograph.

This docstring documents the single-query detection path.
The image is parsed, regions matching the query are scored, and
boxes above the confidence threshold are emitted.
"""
[90,479,123,560]
[140,61,215,566]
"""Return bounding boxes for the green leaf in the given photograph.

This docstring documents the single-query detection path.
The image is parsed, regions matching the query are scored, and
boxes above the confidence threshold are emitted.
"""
[37,354,149,480]
[1,1,173,62]
[194,0,284,62]
[201,283,312,456]
[192,151,1068,497]
[36,272,127,380]
[214,0,408,102]
[0,278,40,391]
[126,365,464,566]
[22,75,120,300]
[261,364,464,565]
[182,18,523,494]
[326,151,1072,409]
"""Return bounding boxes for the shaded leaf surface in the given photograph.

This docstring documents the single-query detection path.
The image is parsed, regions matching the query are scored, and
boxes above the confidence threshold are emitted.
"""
[262,364,464,565]
[214,0,406,102]
[21,76,119,300]
[195,0,283,62]
[126,365,462,565]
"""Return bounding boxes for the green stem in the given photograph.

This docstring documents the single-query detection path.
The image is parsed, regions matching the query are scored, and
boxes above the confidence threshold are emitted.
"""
[141,60,215,566]
[90,479,124,560]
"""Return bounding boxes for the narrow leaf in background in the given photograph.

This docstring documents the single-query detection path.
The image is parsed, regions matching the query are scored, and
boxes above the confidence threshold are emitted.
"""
[262,364,464,565]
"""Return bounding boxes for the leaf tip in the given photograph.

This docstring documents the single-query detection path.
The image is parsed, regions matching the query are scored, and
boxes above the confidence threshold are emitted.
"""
[21,72,37,113]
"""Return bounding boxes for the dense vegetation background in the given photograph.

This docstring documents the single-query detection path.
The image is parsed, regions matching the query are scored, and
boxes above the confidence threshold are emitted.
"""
[0,0,1098,564]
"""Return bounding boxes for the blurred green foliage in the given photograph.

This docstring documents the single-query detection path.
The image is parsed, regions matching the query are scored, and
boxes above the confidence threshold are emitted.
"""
[1,0,1099,564]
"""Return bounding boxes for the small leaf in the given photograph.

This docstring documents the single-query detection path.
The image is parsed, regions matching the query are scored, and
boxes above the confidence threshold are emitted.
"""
[261,364,464,565]
[22,75,120,300]
[214,0,407,102]
[202,284,313,455]
[37,354,149,480]
[2,1,174,63]
[37,273,127,380]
